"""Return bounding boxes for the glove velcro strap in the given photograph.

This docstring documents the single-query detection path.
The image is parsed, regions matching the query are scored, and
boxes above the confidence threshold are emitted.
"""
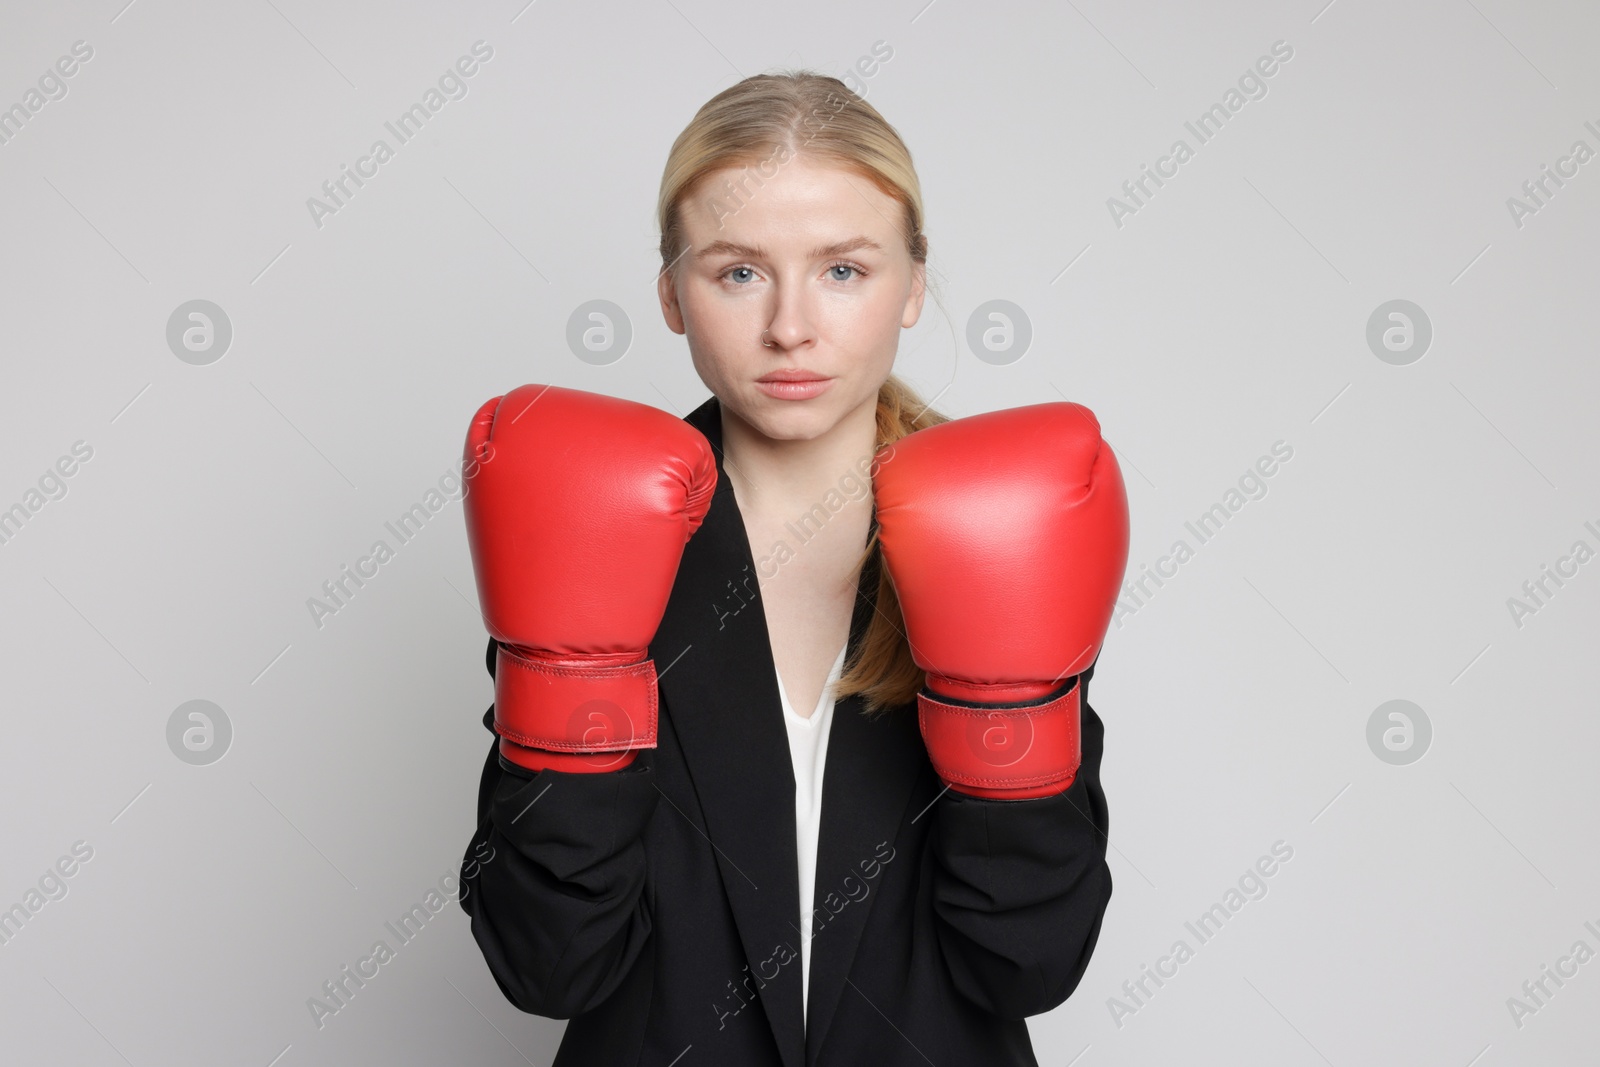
[917,680,1081,795]
[493,647,658,753]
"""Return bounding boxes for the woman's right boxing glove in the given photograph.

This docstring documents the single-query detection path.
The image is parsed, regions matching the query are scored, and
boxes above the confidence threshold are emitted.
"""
[462,384,717,774]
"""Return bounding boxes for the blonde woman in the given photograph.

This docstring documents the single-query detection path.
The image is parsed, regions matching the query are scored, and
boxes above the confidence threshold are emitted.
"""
[459,71,1128,1066]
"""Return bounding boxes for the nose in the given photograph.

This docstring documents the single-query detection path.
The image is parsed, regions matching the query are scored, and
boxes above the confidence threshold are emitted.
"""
[761,277,817,351]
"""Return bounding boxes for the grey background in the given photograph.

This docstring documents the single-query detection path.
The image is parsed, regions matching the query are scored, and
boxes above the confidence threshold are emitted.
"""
[1,0,1595,1064]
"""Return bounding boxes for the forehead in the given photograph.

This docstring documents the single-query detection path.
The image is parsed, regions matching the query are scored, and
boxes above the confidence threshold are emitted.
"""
[679,155,903,252]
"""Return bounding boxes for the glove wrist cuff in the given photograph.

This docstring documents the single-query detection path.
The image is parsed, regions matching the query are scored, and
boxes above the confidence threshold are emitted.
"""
[492,645,659,764]
[498,744,642,776]
[925,674,1062,705]
[917,680,1081,800]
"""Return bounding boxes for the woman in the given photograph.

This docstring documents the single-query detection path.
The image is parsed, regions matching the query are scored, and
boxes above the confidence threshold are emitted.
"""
[458,72,1128,1066]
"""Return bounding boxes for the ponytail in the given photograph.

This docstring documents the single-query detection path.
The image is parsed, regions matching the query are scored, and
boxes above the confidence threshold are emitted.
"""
[834,374,948,715]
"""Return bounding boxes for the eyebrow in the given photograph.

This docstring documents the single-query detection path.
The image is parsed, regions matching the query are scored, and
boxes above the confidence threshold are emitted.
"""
[693,235,885,262]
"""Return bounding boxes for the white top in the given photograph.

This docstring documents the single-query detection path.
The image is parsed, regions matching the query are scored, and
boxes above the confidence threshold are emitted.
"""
[776,642,848,1032]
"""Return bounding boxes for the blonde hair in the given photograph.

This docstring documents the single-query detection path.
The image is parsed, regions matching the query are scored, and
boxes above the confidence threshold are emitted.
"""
[656,70,947,714]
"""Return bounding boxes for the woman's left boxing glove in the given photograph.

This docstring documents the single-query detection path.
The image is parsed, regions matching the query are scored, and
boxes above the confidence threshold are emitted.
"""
[873,401,1129,799]
[463,384,717,774]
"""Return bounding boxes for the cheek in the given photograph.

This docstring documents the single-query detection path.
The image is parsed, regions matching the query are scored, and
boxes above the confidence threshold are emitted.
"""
[688,343,737,395]
[680,292,737,358]
[826,296,901,370]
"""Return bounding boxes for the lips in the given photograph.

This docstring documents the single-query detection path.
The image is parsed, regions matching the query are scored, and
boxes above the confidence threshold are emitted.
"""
[753,373,835,400]
[756,369,830,383]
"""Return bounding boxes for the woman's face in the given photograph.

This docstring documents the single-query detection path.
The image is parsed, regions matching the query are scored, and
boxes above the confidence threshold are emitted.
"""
[659,153,926,442]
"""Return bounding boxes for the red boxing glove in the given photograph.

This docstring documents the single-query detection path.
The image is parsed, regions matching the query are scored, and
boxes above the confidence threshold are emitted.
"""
[463,384,717,774]
[873,402,1129,799]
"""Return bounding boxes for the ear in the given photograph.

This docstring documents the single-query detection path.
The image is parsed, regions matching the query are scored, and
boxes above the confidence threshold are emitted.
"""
[901,251,927,329]
[658,265,687,336]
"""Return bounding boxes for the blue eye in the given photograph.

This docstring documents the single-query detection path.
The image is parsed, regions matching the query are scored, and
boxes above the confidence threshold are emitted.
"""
[719,261,866,285]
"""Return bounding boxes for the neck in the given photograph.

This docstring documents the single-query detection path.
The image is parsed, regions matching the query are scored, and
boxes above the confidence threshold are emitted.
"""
[718,396,880,520]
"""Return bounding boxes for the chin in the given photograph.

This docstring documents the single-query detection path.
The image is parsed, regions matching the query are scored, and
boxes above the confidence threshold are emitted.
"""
[749,408,834,441]
[741,396,845,441]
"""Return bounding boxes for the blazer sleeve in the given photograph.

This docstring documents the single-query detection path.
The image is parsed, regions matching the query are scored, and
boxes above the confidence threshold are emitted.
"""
[459,636,662,1019]
[927,658,1114,1020]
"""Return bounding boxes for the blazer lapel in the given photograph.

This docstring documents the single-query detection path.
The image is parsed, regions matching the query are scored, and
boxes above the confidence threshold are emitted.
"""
[652,395,807,1067]
[802,545,926,1066]
[651,395,927,1067]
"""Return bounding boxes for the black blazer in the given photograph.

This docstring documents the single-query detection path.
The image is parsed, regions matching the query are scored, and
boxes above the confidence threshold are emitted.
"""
[458,394,1113,1067]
